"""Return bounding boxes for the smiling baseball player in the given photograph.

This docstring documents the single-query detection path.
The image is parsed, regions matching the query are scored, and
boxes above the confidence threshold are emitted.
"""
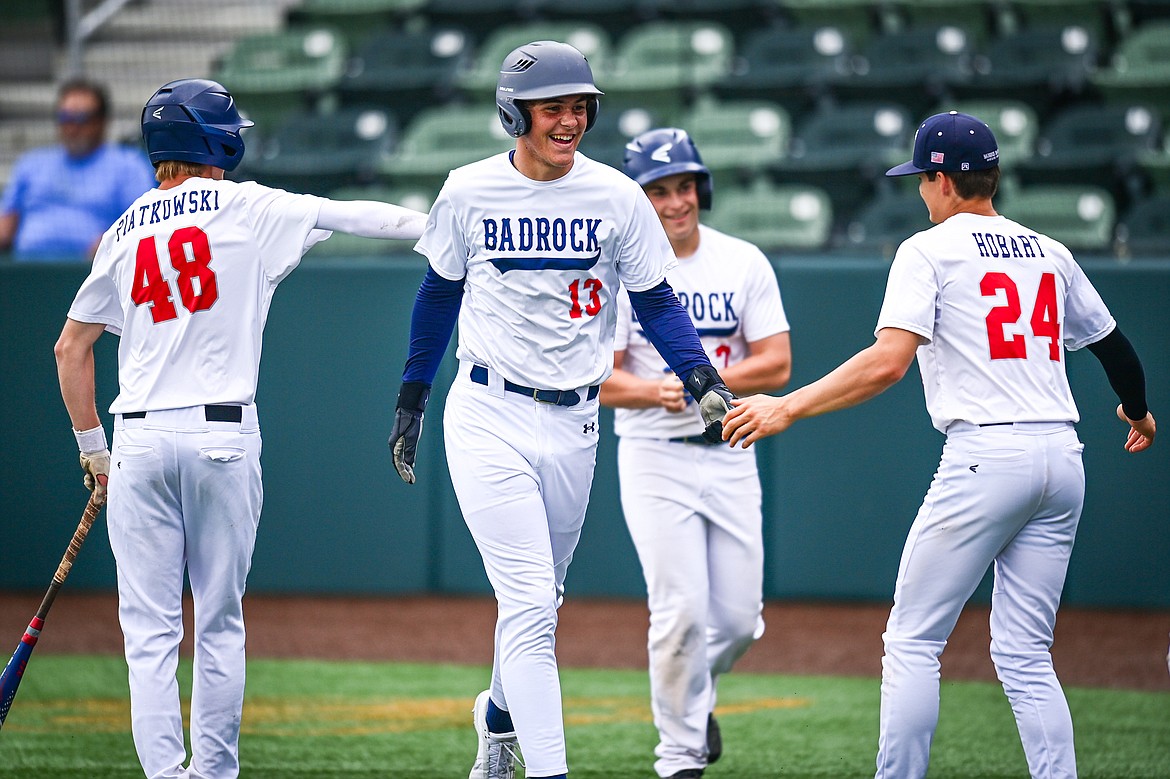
[54,78,426,779]
[602,127,791,779]
[386,41,735,779]
[722,111,1156,779]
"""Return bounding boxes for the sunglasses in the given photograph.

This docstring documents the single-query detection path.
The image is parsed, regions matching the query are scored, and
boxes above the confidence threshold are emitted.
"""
[57,110,100,125]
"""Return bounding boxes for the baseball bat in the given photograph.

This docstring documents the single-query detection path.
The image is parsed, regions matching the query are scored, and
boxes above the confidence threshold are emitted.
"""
[0,493,103,731]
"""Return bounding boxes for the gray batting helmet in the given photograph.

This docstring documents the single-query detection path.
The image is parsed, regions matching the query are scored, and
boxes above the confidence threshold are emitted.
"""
[496,40,603,138]
[623,127,713,210]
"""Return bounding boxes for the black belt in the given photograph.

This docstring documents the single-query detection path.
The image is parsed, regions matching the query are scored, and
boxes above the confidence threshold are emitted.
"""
[668,435,719,445]
[470,365,599,407]
[122,405,243,423]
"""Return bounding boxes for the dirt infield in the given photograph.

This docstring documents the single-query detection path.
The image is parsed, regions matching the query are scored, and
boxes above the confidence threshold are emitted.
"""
[2,591,1167,692]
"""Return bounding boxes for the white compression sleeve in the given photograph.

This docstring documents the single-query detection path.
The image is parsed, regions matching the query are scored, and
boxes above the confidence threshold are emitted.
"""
[315,198,428,241]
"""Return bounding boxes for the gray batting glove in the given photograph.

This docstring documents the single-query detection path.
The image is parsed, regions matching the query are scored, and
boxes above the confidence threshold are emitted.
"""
[389,381,430,484]
[684,364,736,444]
[80,448,111,506]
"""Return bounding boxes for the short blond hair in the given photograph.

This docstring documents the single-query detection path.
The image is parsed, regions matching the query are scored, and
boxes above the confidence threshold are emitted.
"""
[154,160,210,183]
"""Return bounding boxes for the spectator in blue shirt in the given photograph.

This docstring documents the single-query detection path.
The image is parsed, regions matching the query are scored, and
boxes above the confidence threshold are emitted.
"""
[0,79,156,261]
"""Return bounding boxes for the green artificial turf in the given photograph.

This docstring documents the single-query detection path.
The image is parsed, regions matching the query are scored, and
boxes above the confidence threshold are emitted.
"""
[1,656,1167,778]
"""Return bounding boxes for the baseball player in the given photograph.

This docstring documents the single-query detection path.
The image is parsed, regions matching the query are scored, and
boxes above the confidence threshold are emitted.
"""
[54,78,426,779]
[722,111,1156,779]
[385,41,735,779]
[601,128,791,779]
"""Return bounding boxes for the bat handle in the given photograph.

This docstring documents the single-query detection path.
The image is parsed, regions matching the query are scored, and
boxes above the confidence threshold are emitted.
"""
[39,496,101,621]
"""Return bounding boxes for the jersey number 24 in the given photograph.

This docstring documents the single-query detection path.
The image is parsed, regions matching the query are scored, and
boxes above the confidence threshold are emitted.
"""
[982,271,1059,362]
[132,226,219,324]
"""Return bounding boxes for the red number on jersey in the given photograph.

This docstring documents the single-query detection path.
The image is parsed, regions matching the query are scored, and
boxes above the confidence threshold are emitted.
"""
[568,278,603,319]
[715,343,731,368]
[169,225,219,314]
[132,227,219,323]
[981,271,1061,362]
[132,236,178,323]
[1030,272,1061,361]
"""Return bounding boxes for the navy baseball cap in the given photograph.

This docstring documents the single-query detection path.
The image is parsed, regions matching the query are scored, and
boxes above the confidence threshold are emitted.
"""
[886,111,999,177]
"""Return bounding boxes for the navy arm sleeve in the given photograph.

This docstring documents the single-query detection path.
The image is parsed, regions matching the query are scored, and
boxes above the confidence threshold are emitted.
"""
[1086,326,1149,420]
[401,267,465,386]
[628,280,715,399]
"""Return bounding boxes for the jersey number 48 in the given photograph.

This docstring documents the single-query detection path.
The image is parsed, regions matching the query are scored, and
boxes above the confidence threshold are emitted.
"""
[132,226,219,324]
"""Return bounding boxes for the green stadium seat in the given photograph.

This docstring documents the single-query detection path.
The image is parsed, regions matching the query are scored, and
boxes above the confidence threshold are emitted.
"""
[286,0,429,48]
[455,22,613,99]
[1114,193,1170,258]
[1003,0,1111,41]
[716,23,855,112]
[775,100,915,217]
[1091,21,1170,106]
[937,99,1039,169]
[379,104,514,190]
[831,25,976,118]
[582,103,663,170]
[706,178,833,252]
[338,26,471,124]
[1000,184,1117,254]
[214,27,348,130]
[1017,102,1162,206]
[680,97,790,181]
[246,107,397,195]
[960,24,1100,112]
[837,190,931,259]
[770,0,883,46]
[606,21,735,119]
[891,0,996,47]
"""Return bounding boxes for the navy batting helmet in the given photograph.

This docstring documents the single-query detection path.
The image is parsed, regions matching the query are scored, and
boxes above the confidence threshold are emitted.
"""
[623,128,713,210]
[141,79,253,171]
[496,40,603,138]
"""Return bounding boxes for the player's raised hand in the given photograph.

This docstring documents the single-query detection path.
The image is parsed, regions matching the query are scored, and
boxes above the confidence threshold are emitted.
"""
[389,381,430,484]
[79,449,110,505]
[1117,404,1155,453]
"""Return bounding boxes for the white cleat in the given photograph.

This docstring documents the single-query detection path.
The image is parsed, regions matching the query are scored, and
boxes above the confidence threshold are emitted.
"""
[469,689,521,779]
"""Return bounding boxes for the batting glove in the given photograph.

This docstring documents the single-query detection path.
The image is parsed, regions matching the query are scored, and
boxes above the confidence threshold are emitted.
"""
[684,365,736,444]
[389,381,430,484]
[74,425,110,505]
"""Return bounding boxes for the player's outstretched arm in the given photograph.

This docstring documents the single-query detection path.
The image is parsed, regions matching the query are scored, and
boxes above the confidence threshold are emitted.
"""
[723,327,921,448]
[316,199,428,241]
[599,352,688,412]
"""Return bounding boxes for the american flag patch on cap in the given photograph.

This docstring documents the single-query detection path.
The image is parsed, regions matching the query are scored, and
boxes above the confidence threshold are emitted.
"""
[931,151,945,164]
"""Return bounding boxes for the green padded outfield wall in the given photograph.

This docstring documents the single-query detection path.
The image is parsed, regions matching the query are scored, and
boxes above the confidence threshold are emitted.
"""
[2,254,1167,607]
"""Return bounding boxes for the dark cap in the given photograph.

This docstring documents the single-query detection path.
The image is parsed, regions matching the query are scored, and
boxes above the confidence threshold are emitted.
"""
[886,111,999,177]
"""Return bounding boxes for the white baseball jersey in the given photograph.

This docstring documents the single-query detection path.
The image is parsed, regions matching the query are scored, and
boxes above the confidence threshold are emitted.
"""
[68,178,328,413]
[876,212,1115,432]
[416,151,676,391]
[613,223,789,439]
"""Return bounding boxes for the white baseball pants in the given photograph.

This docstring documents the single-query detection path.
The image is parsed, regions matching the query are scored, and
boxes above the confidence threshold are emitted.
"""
[108,405,262,779]
[618,437,765,778]
[876,421,1084,779]
[443,363,601,778]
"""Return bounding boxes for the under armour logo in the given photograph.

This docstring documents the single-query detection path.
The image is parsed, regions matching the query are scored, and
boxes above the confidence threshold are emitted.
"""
[651,142,673,163]
[152,107,163,119]
[969,464,978,473]
[583,422,597,434]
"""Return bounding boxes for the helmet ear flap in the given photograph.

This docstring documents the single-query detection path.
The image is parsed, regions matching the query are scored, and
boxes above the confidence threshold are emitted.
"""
[585,97,599,133]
